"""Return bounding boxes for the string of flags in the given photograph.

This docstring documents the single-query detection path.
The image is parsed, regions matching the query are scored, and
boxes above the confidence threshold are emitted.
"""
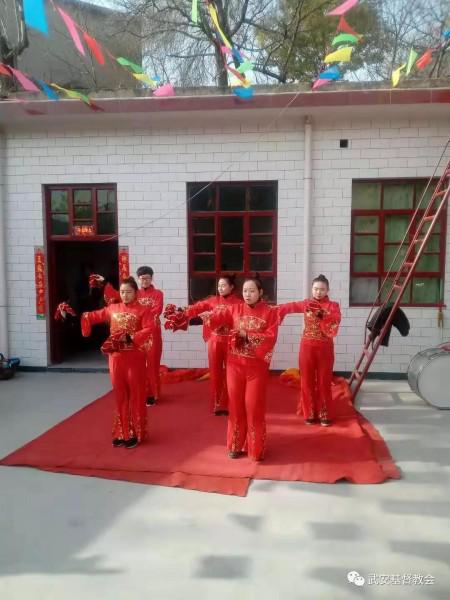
[314,0,448,90]
[0,0,175,112]
[392,29,450,87]
[194,0,255,100]
[6,0,449,106]
[312,0,363,90]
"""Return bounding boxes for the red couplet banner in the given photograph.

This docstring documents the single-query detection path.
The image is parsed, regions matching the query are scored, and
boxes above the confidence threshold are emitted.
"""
[118,246,130,280]
[34,247,46,319]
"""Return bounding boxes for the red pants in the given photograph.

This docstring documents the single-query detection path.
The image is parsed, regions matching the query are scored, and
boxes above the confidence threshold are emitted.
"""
[146,325,162,400]
[226,359,269,461]
[109,349,147,441]
[207,336,229,412]
[299,339,334,421]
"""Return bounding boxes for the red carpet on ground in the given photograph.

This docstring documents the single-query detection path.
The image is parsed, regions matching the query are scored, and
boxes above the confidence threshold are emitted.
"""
[0,376,400,496]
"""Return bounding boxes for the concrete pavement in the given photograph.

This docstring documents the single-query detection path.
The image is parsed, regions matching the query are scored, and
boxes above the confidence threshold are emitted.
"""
[0,372,449,600]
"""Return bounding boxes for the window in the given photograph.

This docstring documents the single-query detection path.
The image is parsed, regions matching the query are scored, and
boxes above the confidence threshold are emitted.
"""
[187,182,277,302]
[46,185,117,239]
[350,179,446,306]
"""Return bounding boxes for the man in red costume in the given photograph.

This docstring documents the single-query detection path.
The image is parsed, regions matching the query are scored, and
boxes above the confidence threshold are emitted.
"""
[279,274,341,426]
[92,266,164,406]
[81,277,155,448]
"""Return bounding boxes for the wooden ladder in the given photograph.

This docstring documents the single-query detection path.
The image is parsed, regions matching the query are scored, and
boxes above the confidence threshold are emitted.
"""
[349,161,450,401]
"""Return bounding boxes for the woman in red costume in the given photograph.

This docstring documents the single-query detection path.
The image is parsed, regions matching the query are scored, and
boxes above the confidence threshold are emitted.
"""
[91,266,164,407]
[81,277,155,448]
[167,275,279,461]
[173,275,242,415]
[279,274,341,426]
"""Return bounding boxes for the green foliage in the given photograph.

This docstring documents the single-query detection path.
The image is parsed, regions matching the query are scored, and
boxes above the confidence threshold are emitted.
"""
[255,0,387,82]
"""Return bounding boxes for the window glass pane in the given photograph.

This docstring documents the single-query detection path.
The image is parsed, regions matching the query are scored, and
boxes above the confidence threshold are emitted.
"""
[74,204,93,219]
[412,277,440,304]
[97,189,116,212]
[354,235,378,253]
[250,235,273,252]
[260,277,276,302]
[384,245,407,271]
[249,186,276,210]
[193,236,215,253]
[352,182,381,209]
[74,189,92,204]
[50,190,68,212]
[354,216,379,234]
[193,218,214,234]
[385,215,409,242]
[416,254,440,272]
[194,255,215,271]
[424,235,440,252]
[189,184,215,211]
[190,277,216,302]
[353,255,378,272]
[250,254,273,271]
[221,246,243,271]
[250,216,273,234]
[380,278,410,304]
[421,219,440,234]
[221,217,243,243]
[383,184,414,209]
[350,277,379,304]
[97,213,116,234]
[415,182,434,208]
[51,214,69,235]
[431,195,443,211]
[219,186,246,211]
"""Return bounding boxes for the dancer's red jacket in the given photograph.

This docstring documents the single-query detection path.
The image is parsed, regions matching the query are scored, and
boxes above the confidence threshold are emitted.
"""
[185,294,243,341]
[278,296,341,341]
[81,300,155,350]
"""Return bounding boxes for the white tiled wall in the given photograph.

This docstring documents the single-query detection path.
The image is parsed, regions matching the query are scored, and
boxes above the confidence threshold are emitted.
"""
[3,111,450,373]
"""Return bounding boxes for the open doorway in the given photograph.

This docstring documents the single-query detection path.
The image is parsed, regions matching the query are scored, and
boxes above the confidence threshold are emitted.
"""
[48,240,119,365]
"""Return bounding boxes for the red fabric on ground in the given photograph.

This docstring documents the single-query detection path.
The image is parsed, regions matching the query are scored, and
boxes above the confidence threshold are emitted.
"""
[0,376,400,496]
[159,366,209,383]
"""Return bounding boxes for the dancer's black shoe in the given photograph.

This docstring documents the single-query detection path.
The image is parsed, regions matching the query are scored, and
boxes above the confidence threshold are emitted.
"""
[228,451,243,459]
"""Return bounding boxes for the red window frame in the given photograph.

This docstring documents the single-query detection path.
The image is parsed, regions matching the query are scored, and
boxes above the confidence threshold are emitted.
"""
[45,184,117,241]
[187,181,278,303]
[350,178,447,307]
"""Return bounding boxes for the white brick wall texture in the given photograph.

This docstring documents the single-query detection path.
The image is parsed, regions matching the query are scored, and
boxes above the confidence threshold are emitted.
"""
[2,110,450,374]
